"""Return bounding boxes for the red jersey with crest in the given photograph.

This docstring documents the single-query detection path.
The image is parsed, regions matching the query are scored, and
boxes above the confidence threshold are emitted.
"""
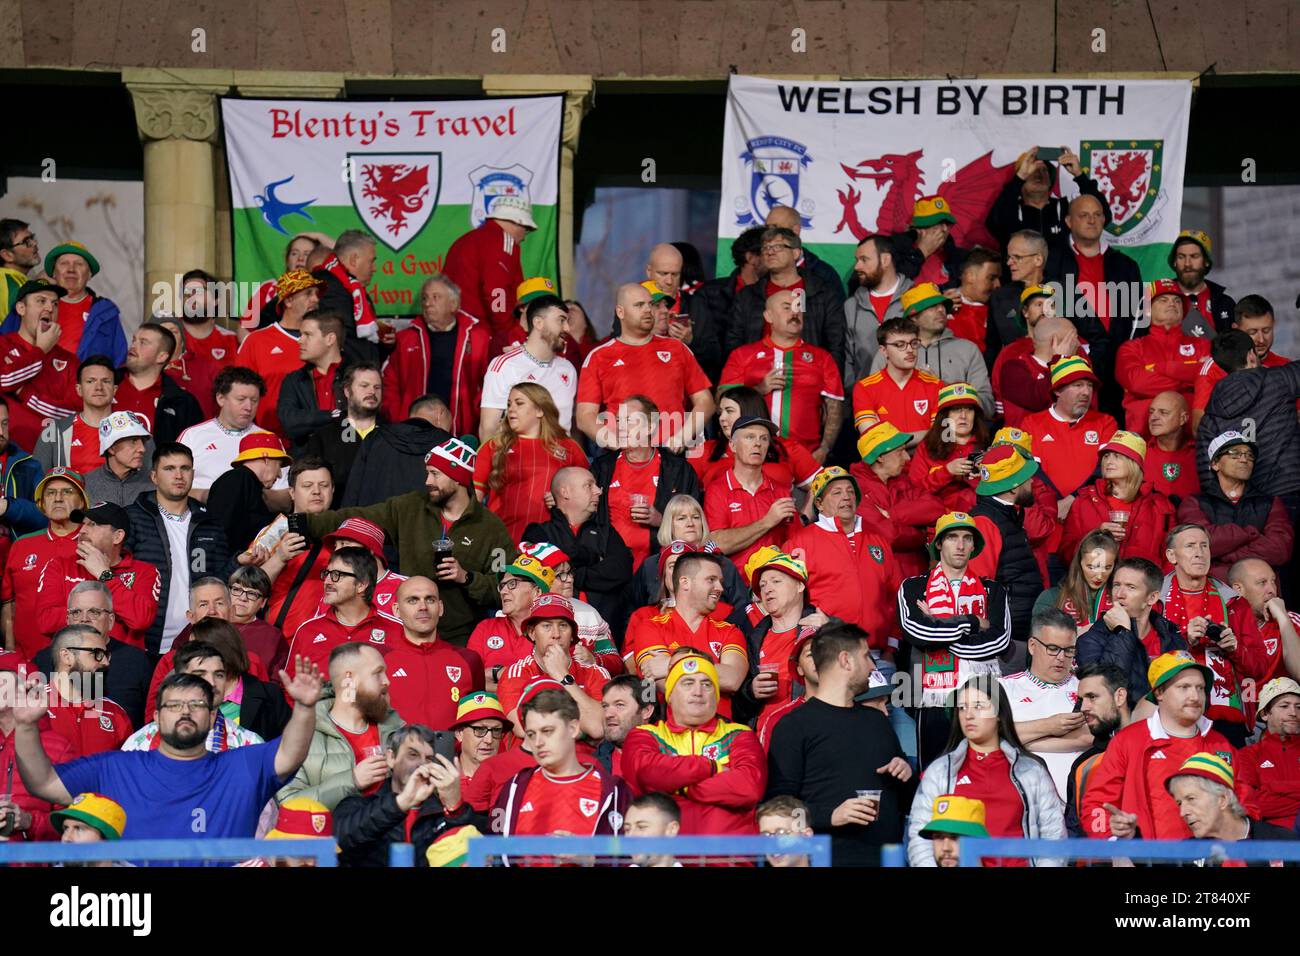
[577,336,712,423]
[236,323,303,436]
[111,376,163,432]
[286,608,402,677]
[46,698,133,758]
[512,765,609,836]
[467,614,531,674]
[184,324,238,365]
[473,435,588,542]
[3,527,80,661]
[1020,407,1117,497]
[851,368,941,434]
[607,451,661,571]
[383,634,484,730]
[1144,441,1199,500]
[623,607,747,718]
[496,653,610,720]
[0,334,79,449]
[719,338,843,453]
[704,469,795,583]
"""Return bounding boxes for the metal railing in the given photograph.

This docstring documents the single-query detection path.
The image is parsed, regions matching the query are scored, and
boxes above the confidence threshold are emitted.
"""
[946,837,1300,867]
[465,834,833,867]
[0,838,339,867]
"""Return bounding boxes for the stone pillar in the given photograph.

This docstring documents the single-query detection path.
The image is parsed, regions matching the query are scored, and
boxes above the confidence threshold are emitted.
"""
[123,69,231,316]
[482,75,594,298]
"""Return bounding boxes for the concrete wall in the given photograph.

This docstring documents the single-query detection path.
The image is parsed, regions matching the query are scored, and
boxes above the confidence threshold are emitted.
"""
[1212,185,1300,355]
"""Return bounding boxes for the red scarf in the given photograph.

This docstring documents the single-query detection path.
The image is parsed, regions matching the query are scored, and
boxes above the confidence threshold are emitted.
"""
[320,255,377,338]
[1061,586,1111,626]
[1161,576,1241,718]
[921,564,990,692]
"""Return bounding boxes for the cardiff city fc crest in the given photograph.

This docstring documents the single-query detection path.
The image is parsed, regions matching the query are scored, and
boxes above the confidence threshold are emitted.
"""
[735,136,814,227]
[469,164,534,229]
[348,152,442,252]
[1080,140,1164,238]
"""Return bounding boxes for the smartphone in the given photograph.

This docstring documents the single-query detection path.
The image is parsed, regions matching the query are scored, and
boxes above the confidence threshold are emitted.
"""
[432,730,457,763]
[286,513,307,537]
[968,450,985,466]
[1036,146,1065,162]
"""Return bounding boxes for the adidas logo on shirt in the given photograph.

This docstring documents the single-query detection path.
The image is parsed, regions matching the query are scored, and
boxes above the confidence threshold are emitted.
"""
[612,359,625,367]
[1041,434,1055,442]
[392,668,408,678]
[312,634,326,644]
[270,346,284,354]
[1151,750,1166,759]
[1020,697,1033,703]
[956,775,972,786]
[205,443,218,451]
[521,802,534,812]
[1260,760,1275,768]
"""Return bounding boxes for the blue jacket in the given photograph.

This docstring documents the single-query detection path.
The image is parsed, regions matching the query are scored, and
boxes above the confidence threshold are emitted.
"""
[1,290,127,366]
[2,441,47,537]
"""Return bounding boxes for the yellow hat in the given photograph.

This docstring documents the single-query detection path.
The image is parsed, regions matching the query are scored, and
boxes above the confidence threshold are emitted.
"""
[929,511,985,559]
[1165,752,1235,793]
[911,195,957,228]
[743,545,786,583]
[516,276,558,308]
[425,825,482,867]
[1049,354,1099,390]
[276,269,325,306]
[267,796,333,839]
[991,426,1033,459]
[937,382,981,413]
[858,421,910,465]
[51,792,126,840]
[750,550,808,586]
[665,653,720,702]
[503,554,554,592]
[1146,650,1216,703]
[1170,229,1214,271]
[920,794,988,839]
[810,466,859,503]
[1100,430,1147,467]
[975,444,1038,496]
[639,279,674,303]
[901,282,950,317]
[1019,284,1053,310]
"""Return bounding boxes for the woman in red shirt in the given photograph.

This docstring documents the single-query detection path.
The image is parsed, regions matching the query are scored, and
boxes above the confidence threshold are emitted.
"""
[1035,529,1118,631]
[474,383,588,541]
[688,386,820,499]
[1062,431,1174,567]
[561,299,598,364]
[908,383,990,512]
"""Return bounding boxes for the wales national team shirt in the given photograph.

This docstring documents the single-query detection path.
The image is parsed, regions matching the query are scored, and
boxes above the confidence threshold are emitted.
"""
[1000,671,1081,800]
[1019,406,1117,497]
[480,346,579,430]
[496,654,610,720]
[285,607,402,677]
[473,435,588,542]
[331,717,384,796]
[756,625,799,718]
[623,607,747,718]
[468,614,531,674]
[607,451,661,570]
[1145,733,1206,839]
[513,764,609,836]
[69,414,102,476]
[954,747,1027,866]
[56,297,90,354]
[851,368,941,434]
[577,336,712,437]
[2,526,79,660]
[236,322,303,436]
[719,338,843,454]
[1144,441,1199,500]
[704,469,795,583]
[111,376,162,431]
[184,324,238,364]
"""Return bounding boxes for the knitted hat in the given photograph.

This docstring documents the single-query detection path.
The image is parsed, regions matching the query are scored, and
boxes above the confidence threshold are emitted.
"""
[14,278,67,302]
[1019,284,1053,311]
[911,195,957,228]
[1100,431,1147,467]
[919,794,989,839]
[1169,229,1214,272]
[810,466,859,504]
[990,426,1034,460]
[520,541,570,569]
[1148,278,1182,302]
[975,444,1038,496]
[1146,650,1216,703]
[936,382,981,413]
[858,421,910,465]
[44,241,100,277]
[266,796,333,839]
[1207,430,1256,462]
[751,550,809,586]
[1165,752,1235,793]
[451,691,508,729]
[231,430,291,466]
[275,269,324,309]
[97,410,152,456]
[487,194,537,230]
[323,517,387,564]
[523,593,576,632]
[901,282,951,317]
[1258,677,1300,715]
[35,466,86,504]
[639,280,674,304]
[51,792,125,841]
[929,511,985,559]
[516,276,558,307]
[665,653,720,701]
[425,825,482,867]
[424,437,477,487]
[504,554,554,593]
[1049,354,1099,390]
[659,539,702,581]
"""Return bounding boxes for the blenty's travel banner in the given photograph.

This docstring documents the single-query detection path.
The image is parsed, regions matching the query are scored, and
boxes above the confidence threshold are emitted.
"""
[223,96,561,314]
[719,76,1192,282]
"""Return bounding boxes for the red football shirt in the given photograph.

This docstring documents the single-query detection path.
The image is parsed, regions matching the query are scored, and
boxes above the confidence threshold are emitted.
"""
[1074,248,1108,329]
[112,376,163,432]
[623,607,747,719]
[718,338,843,453]
[851,368,942,434]
[237,323,303,435]
[608,451,661,571]
[513,765,608,836]
[69,414,102,476]
[949,300,989,353]
[3,527,80,661]
[577,336,711,429]
[285,608,401,676]
[184,324,239,364]
[473,435,588,542]
[1145,733,1205,839]
[954,748,1025,839]
[467,615,530,675]
[496,654,610,720]
[56,297,90,354]
[704,469,794,583]
[383,635,481,730]
[756,625,799,712]
[332,718,384,795]
[1020,407,1118,497]
[46,699,133,759]
[1144,441,1199,500]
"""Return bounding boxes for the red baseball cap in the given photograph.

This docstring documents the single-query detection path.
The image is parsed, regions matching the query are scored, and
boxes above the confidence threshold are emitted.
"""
[523,594,576,632]
[323,517,387,564]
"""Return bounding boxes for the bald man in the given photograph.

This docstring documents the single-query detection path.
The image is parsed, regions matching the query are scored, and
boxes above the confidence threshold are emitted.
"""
[1227,558,1300,685]
[576,282,714,451]
[765,205,846,299]
[996,315,1085,426]
[1144,391,1198,500]
[644,242,724,383]
[523,467,634,631]
[1044,192,1142,416]
[383,575,484,728]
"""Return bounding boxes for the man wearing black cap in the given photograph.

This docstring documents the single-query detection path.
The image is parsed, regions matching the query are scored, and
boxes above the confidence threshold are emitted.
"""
[35,500,160,651]
[1,278,80,452]
[704,416,797,583]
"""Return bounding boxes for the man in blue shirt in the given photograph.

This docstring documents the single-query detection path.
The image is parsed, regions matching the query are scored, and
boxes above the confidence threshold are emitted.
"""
[11,656,323,841]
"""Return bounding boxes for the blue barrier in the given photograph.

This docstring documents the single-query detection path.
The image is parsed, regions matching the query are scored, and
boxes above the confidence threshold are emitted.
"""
[0,837,339,867]
[466,834,833,867]
[957,837,1300,867]
[388,842,415,867]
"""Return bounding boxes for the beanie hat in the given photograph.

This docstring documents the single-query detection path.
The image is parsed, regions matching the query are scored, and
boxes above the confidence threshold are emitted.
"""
[665,653,720,702]
[50,792,126,841]
[424,437,477,487]
[936,382,981,413]
[98,410,152,456]
[1049,354,1099,390]
[858,421,910,465]
[1168,229,1214,272]
[901,282,951,317]
[323,517,387,564]
[911,195,957,228]
[520,541,570,569]
[44,241,100,278]
[516,677,567,713]
[1165,752,1235,793]
[1100,430,1147,467]
[503,554,554,592]
[975,444,1038,496]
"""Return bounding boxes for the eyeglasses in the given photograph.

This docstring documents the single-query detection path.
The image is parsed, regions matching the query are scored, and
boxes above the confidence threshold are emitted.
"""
[43,488,81,499]
[1031,637,1077,659]
[499,579,527,591]
[66,645,111,662]
[4,234,36,250]
[466,725,506,739]
[554,570,575,582]
[229,585,266,601]
[158,700,213,714]
[1006,252,1040,262]
[319,569,359,583]
[1221,449,1256,461]
[761,243,796,253]
[885,339,921,351]
[67,608,110,622]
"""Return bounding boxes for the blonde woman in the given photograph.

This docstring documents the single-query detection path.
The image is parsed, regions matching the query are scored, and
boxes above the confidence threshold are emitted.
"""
[625,494,749,612]
[472,382,587,540]
[1061,431,1174,565]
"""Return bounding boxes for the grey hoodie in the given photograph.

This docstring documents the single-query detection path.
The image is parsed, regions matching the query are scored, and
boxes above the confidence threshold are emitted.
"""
[843,276,913,390]
[867,326,995,418]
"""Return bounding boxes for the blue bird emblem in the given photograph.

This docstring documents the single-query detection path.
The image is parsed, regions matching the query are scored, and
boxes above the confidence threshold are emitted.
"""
[253,176,316,235]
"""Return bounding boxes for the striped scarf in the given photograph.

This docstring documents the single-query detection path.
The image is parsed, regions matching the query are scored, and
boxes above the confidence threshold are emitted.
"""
[924,564,988,619]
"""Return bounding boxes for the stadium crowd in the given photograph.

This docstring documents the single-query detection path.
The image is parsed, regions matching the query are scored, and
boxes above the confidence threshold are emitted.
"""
[1,148,1299,867]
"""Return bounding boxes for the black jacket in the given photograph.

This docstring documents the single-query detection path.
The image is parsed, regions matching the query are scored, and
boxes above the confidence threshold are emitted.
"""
[972,496,1039,642]
[985,170,1111,255]
[341,417,451,507]
[523,508,634,633]
[204,464,276,555]
[125,492,233,655]
[1183,279,1236,338]
[1043,241,1143,385]
[240,674,294,742]
[312,268,380,363]
[277,363,342,453]
[303,417,381,506]
[686,273,741,383]
[153,373,205,446]
[727,269,847,372]
[588,450,702,560]
[333,782,483,867]
[1076,611,1187,701]
[889,231,968,290]
[800,248,846,300]
[1197,361,1300,497]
